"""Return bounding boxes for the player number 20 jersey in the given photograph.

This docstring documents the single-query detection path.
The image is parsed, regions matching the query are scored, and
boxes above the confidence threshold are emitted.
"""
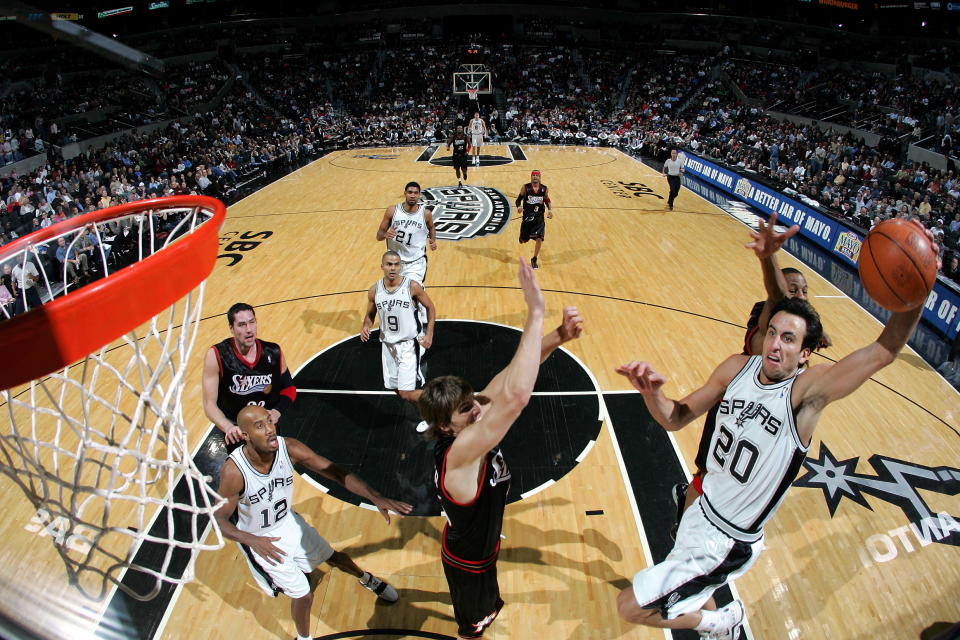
[700,356,808,540]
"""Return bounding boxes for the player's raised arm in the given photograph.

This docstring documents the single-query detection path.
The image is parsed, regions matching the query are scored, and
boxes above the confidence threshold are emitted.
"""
[446,259,545,466]
[376,206,397,241]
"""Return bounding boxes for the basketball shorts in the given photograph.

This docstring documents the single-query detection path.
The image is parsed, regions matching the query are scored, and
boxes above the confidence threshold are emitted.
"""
[382,338,423,391]
[400,256,427,284]
[240,511,334,599]
[471,134,483,148]
[519,216,545,243]
[443,561,504,638]
[631,498,762,619]
[453,155,469,169]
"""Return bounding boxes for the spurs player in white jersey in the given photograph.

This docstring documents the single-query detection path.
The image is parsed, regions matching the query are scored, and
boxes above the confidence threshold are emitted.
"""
[468,112,487,166]
[361,251,436,430]
[614,222,935,640]
[376,181,437,285]
[214,406,412,640]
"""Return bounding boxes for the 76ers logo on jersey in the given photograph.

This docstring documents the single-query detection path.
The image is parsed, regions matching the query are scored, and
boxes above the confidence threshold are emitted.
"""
[490,450,511,487]
[420,185,510,240]
[229,374,273,395]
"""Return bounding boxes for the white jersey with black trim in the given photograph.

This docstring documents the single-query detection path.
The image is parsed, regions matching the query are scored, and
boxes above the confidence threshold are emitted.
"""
[469,118,484,135]
[388,203,429,263]
[375,277,421,344]
[700,355,808,541]
[230,437,296,536]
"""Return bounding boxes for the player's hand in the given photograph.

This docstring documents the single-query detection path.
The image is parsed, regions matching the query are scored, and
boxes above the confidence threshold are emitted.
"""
[267,408,282,425]
[557,306,583,343]
[429,238,437,251]
[250,534,285,565]
[360,325,371,342]
[385,227,397,239]
[418,332,433,349]
[518,257,545,314]
[817,331,833,351]
[370,495,413,524]
[745,212,799,259]
[615,361,666,396]
[547,211,553,219]
[224,425,244,445]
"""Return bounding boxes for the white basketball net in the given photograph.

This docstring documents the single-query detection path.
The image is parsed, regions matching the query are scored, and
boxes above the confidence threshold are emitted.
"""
[0,204,225,604]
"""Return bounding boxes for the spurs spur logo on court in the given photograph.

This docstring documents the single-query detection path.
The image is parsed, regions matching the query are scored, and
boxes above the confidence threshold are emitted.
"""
[600,179,664,200]
[420,185,510,240]
[229,374,273,395]
[794,443,960,553]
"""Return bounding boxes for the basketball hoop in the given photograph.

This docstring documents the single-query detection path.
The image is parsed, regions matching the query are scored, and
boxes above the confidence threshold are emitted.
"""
[467,88,479,101]
[0,196,226,603]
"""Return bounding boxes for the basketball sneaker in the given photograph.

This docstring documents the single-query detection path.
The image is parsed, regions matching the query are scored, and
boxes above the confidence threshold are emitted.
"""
[359,571,398,602]
[458,180,463,187]
[697,600,745,640]
[531,256,538,269]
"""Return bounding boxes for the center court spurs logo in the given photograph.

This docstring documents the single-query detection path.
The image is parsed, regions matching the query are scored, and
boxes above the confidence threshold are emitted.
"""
[794,442,960,547]
[420,185,510,240]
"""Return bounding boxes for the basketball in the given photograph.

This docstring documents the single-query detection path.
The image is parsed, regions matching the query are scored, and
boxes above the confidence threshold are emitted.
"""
[857,219,938,312]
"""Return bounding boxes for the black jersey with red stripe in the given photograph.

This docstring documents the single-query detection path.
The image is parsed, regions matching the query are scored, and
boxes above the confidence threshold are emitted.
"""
[518,183,548,218]
[741,300,766,356]
[435,437,511,572]
[213,338,283,422]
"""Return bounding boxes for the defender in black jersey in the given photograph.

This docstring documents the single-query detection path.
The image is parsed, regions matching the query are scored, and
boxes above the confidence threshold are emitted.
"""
[447,126,470,186]
[418,259,583,639]
[202,302,297,446]
[516,170,552,269]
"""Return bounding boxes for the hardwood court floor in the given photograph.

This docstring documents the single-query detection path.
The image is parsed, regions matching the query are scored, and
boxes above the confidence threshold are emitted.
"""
[2,145,958,640]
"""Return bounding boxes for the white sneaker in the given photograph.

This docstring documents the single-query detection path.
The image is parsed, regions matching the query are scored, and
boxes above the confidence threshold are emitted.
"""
[698,600,745,640]
[416,420,430,433]
[359,572,398,602]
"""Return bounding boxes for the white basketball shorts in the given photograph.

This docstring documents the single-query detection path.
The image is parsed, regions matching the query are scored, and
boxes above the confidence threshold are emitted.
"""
[631,498,763,618]
[382,338,423,391]
[240,511,334,599]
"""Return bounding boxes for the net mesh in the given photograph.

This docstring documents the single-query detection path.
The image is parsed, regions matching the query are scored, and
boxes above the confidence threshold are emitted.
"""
[0,202,225,602]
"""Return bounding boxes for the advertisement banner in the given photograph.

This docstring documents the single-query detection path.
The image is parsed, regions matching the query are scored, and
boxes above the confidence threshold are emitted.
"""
[682,152,960,340]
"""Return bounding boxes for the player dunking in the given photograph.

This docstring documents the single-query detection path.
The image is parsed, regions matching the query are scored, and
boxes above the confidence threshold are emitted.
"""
[417,259,583,639]
[214,405,412,640]
[468,112,487,166]
[669,214,832,539]
[361,250,436,431]
[447,125,470,186]
[616,224,935,639]
[202,302,297,446]
[516,170,553,269]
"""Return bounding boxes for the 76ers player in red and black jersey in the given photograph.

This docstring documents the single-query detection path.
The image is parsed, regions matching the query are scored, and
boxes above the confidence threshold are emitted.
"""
[417,259,583,639]
[202,302,298,446]
[516,170,553,269]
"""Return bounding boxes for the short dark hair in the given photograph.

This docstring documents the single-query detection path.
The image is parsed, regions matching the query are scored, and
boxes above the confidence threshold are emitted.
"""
[769,298,823,352]
[417,376,475,439]
[781,267,803,277]
[227,302,255,327]
[404,181,421,192]
[382,249,400,262]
